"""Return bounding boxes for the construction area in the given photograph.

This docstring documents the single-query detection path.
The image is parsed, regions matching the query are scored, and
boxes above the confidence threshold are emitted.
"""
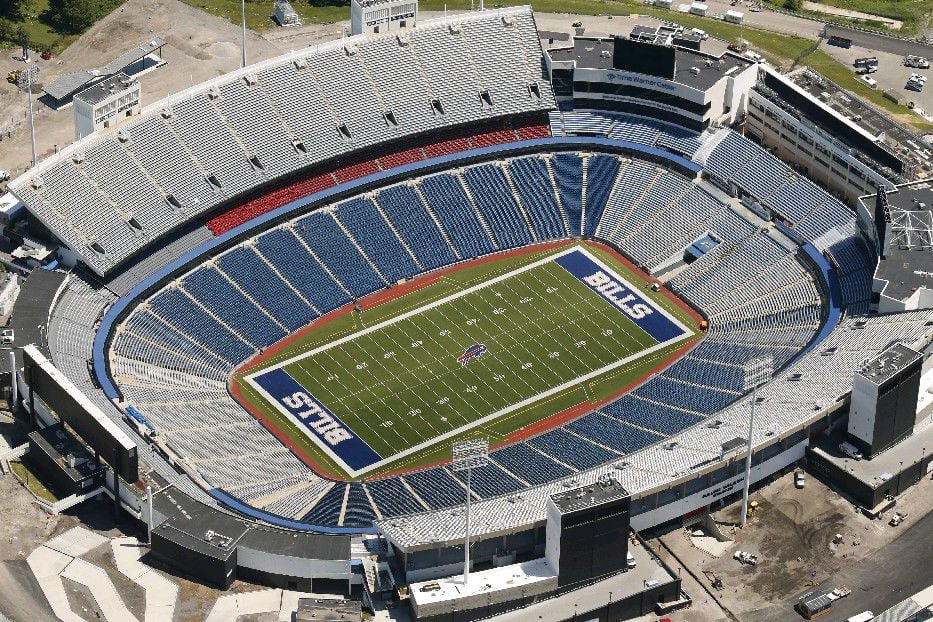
[637,467,933,621]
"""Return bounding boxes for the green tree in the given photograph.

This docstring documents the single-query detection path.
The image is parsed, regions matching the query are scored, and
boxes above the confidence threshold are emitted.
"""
[0,0,29,20]
[783,0,802,10]
[46,0,118,33]
[0,17,16,45]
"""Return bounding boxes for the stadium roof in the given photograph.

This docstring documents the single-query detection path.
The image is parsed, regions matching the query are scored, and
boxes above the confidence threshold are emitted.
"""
[152,483,351,561]
[547,36,750,91]
[868,180,933,302]
[44,38,164,102]
[74,73,138,106]
[789,68,933,180]
[856,343,921,385]
[550,477,629,513]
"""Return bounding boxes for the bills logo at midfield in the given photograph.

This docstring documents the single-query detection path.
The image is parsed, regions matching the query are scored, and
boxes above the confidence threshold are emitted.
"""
[457,344,487,367]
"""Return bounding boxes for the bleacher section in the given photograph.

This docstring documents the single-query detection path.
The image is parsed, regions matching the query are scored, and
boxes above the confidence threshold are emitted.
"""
[555,110,704,158]
[698,129,874,312]
[10,8,555,275]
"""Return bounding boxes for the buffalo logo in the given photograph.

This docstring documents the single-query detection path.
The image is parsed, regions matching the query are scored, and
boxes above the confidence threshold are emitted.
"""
[457,344,487,367]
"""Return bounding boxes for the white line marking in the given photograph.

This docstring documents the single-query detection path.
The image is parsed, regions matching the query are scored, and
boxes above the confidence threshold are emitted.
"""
[246,245,695,477]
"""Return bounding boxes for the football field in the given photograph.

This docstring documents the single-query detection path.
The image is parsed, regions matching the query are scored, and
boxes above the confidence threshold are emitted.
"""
[242,245,695,477]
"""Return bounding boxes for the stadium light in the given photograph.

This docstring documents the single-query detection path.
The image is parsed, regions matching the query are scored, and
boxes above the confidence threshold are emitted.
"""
[740,357,772,528]
[240,0,247,68]
[451,438,488,586]
[16,62,39,167]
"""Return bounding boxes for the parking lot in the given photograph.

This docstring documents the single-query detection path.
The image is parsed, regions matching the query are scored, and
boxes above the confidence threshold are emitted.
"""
[820,43,933,119]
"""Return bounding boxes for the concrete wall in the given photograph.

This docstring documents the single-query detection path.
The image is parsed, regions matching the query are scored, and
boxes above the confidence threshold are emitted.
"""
[630,439,807,530]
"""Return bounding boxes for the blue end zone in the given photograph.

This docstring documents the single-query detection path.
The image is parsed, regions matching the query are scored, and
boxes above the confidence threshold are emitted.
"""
[252,368,382,472]
[554,250,686,343]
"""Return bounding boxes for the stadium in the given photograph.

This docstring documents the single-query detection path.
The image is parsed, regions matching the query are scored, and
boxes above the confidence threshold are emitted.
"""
[3,4,933,617]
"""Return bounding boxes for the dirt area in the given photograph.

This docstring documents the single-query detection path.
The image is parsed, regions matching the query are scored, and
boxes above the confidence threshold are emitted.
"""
[801,2,903,29]
[636,467,933,622]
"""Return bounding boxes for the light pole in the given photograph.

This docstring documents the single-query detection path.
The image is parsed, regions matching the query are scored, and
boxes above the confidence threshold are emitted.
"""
[740,357,772,528]
[240,0,247,68]
[16,61,39,168]
[451,438,488,587]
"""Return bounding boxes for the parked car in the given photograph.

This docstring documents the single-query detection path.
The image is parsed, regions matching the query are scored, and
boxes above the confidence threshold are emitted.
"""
[795,469,806,488]
[847,612,874,622]
[626,551,636,568]
[0,170,10,182]
[861,75,878,88]
[889,511,907,526]
[839,441,863,460]
[905,55,930,69]
[733,550,759,565]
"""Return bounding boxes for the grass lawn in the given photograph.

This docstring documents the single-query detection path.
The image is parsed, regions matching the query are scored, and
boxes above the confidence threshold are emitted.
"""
[765,0,933,36]
[235,243,698,479]
[178,0,347,29]
[10,460,61,502]
[1,0,79,54]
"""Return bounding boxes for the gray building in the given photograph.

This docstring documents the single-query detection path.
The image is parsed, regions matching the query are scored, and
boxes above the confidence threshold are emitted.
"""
[350,0,417,35]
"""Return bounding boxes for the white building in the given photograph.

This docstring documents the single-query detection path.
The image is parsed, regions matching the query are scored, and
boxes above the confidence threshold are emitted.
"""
[350,0,418,35]
[73,73,140,141]
[0,273,19,317]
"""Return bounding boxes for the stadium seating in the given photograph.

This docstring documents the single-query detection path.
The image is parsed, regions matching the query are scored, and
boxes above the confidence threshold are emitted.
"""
[75,142,873,530]
[12,8,556,275]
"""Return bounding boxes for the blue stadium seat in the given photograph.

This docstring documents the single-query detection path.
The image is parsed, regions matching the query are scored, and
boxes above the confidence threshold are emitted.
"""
[335,197,420,283]
[418,174,497,259]
[218,246,317,332]
[255,228,351,314]
[183,267,287,348]
[462,164,535,249]
[376,185,458,270]
[293,211,386,299]
[148,288,253,364]
[367,477,426,517]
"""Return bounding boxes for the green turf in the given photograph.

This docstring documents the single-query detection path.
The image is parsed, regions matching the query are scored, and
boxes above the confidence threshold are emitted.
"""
[238,244,698,478]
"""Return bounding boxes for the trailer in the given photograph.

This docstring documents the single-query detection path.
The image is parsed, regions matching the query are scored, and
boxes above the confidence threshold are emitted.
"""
[724,9,744,24]
[828,35,853,49]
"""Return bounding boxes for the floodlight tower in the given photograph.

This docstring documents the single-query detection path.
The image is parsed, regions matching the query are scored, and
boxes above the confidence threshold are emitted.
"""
[240,0,247,68]
[451,438,488,586]
[15,51,39,167]
[740,357,772,528]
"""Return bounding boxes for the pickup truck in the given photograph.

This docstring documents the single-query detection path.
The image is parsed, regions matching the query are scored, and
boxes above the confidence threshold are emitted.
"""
[827,586,851,601]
